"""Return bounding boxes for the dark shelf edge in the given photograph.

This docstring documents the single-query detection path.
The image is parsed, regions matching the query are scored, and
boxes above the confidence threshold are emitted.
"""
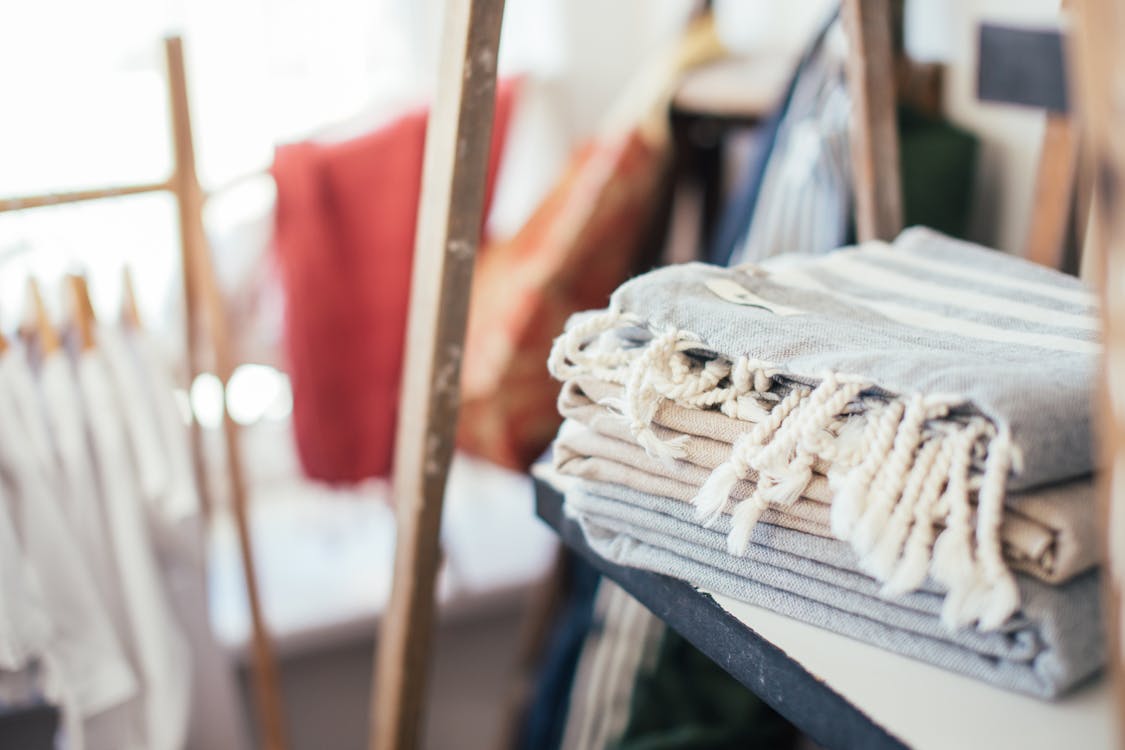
[534,477,908,750]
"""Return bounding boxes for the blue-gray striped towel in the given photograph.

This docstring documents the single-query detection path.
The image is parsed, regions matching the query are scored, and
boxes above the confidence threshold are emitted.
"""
[548,227,1099,631]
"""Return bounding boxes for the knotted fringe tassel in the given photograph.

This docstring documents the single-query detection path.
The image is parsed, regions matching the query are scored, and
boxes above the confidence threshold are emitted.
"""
[717,391,772,422]
[694,458,745,527]
[830,400,905,538]
[659,352,779,424]
[931,421,990,629]
[879,437,954,595]
[861,437,941,580]
[623,330,697,462]
[754,376,865,505]
[728,491,769,555]
[967,428,1020,631]
[719,377,866,555]
[553,317,784,465]
[719,358,779,422]
[660,354,727,403]
[851,395,929,556]
[547,309,637,383]
[693,386,809,527]
[813,413,869,464]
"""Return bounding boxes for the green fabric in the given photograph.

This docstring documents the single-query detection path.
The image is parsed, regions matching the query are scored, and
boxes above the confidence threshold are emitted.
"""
[610,628,795,750]
[899,106,979,240]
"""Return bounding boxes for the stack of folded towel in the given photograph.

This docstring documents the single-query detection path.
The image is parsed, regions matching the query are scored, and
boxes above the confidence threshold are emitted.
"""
[545,227,1103,699]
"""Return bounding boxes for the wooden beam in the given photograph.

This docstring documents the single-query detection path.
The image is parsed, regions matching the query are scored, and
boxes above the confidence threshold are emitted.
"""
[165,36,289,750]
[165,36,213,522]
[0,181,170,213]
[1024,0,1080,271]
[1072,0,1125,738]
[842,0,904,242]
[1024,114,1080,269]
[369,1,505,748]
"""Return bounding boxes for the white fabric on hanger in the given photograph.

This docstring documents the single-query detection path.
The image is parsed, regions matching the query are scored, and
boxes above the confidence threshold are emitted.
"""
[0,347,138,750]
[36,349,151,750]
[135,334,200,524]
[77,346,191,750]
[98,327,170,510]
[0,484,54,739]
[108,325,251,750]
[0,481,50,671]
[105,327,198,528]
[38,353,131,631]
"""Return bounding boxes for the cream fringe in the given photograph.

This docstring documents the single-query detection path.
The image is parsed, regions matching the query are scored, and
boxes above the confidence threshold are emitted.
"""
[549,310,1024,631]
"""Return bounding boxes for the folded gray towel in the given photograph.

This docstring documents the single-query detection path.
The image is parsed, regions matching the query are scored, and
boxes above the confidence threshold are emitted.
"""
[561,479,1102,699]
[549,227,1099,630]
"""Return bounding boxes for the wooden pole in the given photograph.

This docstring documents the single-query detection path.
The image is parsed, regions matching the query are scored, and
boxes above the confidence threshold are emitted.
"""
[1024,115,1079,269]
[1024,0,1079,271]
[165,36,213,523]
[1072,0,1125,739]
[369,1,505,748]
[165,36,289,750]
[0,181,170,214]
[842,0,904,242]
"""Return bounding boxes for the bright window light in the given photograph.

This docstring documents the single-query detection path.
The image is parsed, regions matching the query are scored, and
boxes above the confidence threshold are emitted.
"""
[189,372,224,429]
[226,363,290,425]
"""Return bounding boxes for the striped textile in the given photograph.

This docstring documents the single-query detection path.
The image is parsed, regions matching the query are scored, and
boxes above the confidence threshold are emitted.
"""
[548,227,1099,631]
[560,581,663,750]
[560,478,1102,699]
[731,21,852,265]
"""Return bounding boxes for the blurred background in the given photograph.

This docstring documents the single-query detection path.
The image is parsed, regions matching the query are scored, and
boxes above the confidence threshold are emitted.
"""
[0,0,1074,748]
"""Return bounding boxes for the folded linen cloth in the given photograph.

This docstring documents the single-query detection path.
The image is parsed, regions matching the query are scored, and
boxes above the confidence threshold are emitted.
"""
[557,478,1102,699]
[548,227,1099,629]
[555,382,1099,585]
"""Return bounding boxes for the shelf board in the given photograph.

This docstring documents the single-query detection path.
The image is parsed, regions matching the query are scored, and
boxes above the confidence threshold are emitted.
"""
[535,477,1120,750]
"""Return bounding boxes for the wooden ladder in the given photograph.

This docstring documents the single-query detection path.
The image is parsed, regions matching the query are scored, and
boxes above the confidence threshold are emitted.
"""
[0,37,288,750]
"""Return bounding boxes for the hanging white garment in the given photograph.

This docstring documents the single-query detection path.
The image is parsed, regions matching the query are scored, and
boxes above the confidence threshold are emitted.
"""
[97,328,170,510]
[38,354,131,631]
[0,348,138,750]
[0,478,52,734]
[104,325,250,750]
[33,349,150,750]
[77,346,191,750]
[129,332,200,527]
[0,481,50,672]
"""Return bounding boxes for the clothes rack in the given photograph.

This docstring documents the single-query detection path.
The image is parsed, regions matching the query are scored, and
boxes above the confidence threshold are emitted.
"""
[0,36,287,750]
[164,37,288,750]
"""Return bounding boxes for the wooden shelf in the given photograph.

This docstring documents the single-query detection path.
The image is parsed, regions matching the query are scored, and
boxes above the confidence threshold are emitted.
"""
[534,477,1120,750]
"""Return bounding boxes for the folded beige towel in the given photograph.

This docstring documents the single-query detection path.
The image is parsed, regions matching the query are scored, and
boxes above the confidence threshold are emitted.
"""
[557,378,1097,585]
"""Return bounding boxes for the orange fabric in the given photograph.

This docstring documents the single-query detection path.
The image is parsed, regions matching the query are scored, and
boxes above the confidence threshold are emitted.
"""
[458,130,669,470]
[272,82,516,482]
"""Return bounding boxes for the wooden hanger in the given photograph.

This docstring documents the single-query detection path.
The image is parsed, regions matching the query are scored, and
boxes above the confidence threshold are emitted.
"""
[121,266,143,330]
[66,273,97,351]
[22,277,60,356]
